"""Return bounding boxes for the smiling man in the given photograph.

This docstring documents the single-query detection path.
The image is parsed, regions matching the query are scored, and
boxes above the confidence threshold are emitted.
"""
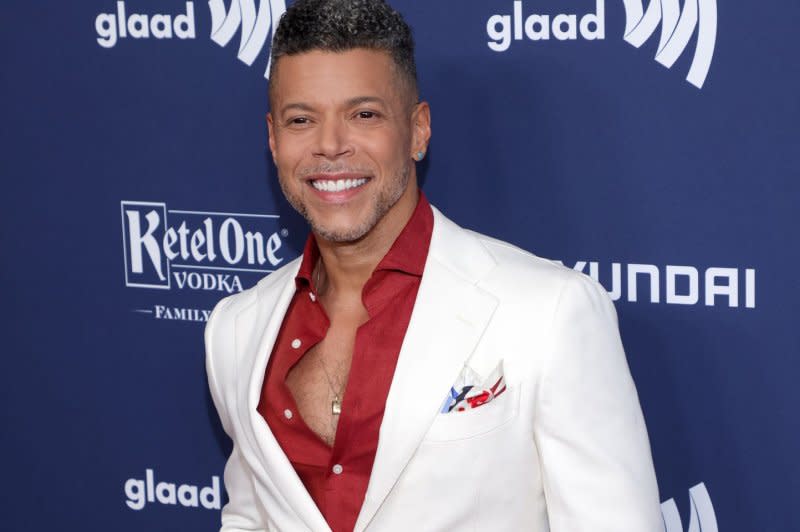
[205,1,662,531]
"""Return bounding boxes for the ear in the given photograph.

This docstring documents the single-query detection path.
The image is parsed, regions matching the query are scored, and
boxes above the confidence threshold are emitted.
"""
[410,101,431,159]
[266,112,277,162]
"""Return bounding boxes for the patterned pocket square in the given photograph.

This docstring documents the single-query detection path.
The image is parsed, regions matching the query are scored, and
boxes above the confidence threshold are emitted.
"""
[440,360,507,413]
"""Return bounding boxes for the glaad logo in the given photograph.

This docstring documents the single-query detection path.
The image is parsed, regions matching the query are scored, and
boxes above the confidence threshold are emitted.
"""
[209,0,287,78]
[486,1,718,88]
[95,1,287,79]
[124,469,221,511]
[661,482,718,532]
[622,0,717,88]
[560,260,756,308]
[120,201,286,294]
[487,0,605,50]
[95,2,196,48]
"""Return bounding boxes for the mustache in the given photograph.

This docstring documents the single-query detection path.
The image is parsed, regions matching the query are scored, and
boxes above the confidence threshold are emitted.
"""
[298,162,373,178]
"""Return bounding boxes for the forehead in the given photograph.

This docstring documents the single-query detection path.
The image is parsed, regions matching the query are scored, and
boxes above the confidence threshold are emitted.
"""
[270,48,402,108]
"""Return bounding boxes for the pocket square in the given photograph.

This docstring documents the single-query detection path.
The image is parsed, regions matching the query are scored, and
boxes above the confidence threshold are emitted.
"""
[440,360,507,414]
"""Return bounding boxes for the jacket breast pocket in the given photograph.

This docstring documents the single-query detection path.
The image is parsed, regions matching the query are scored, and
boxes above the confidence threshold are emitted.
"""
[423,385,521,442]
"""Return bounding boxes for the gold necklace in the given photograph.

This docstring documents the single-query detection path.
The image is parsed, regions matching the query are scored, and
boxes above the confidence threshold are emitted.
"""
[312,262,342,415]
[318,357,343,415]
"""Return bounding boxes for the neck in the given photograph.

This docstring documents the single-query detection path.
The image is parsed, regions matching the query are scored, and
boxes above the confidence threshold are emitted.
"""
[314,184,419,298]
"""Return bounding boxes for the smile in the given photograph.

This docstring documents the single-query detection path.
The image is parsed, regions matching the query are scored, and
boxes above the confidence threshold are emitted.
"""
[310,178,369,192]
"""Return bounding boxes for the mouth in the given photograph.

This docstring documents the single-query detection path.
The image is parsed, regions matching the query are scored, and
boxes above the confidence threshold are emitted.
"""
[308,175,371,193]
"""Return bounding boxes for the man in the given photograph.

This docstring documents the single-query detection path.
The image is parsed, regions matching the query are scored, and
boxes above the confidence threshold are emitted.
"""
[205,0,662,530]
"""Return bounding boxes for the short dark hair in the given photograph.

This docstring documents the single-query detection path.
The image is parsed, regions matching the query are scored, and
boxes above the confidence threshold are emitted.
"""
[269,0,418,101]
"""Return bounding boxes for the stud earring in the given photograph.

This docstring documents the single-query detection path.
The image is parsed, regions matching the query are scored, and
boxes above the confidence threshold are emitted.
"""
[415,151,425,161]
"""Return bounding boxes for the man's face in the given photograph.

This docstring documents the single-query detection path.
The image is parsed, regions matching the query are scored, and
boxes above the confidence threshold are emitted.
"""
[267,48,429,243]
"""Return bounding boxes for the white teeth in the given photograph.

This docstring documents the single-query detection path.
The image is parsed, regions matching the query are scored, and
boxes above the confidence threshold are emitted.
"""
[311,178,368,192]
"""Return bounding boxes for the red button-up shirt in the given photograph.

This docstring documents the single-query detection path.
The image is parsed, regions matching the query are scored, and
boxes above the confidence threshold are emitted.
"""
[257,193,433,532]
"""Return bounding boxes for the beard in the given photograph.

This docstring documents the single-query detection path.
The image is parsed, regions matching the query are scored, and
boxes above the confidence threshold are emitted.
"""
[278,161,411,244]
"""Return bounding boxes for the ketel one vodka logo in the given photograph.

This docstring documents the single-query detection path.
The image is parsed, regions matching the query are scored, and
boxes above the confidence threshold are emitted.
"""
[120,201,285,293]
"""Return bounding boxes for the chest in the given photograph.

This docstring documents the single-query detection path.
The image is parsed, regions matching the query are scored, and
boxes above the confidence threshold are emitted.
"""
[285,305,367,445]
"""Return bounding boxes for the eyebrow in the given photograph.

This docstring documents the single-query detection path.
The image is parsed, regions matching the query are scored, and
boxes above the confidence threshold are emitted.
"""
[345,96,387,108]
[279,96,388,116]
[279,102,316,115]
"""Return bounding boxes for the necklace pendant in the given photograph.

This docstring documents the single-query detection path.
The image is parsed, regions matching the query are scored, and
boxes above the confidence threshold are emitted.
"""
[332,398,342,415]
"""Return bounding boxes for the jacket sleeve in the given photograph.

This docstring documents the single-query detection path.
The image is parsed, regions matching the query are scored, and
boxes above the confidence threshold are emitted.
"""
[533,273,663,532]
[205,297,269,532]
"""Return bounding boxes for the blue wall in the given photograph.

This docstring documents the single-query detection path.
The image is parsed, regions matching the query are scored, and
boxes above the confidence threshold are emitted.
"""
[3,1,797,530]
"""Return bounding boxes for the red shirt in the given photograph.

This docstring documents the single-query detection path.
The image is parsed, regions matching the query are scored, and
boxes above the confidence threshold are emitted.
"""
[257,194,433,532]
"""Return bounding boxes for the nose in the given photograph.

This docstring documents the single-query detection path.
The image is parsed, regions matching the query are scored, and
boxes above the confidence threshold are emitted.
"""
[313,116,353,159]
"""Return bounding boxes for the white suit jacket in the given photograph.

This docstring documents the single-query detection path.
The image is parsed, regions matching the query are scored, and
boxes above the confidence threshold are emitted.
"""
[205,206,662,532]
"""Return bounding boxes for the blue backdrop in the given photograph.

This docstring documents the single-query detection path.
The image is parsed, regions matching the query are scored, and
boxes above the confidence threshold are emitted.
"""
[3,1,798,530]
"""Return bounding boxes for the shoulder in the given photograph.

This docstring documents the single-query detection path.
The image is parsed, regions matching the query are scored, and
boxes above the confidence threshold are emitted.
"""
[470,229,566,278]
[464,226,608,310]
[205,256,301,341]
[204,256,301,417]
[429,205,609,310]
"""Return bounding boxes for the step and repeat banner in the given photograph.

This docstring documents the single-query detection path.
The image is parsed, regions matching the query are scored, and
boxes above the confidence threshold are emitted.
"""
[2,1,798,530]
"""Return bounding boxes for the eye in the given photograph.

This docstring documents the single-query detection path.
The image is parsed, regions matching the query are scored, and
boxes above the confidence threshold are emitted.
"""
[284,115,313,128]
[356,110,378,120]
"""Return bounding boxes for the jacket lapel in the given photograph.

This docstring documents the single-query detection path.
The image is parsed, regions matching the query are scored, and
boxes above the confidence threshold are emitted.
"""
[354,208,499,532]
[235,261,332,532]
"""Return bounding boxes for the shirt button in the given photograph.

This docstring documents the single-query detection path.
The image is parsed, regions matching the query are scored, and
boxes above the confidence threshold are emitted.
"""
[291,338,301,349]
[309,292,316,302]
[332,464,343,475]
[283,409,293,420]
